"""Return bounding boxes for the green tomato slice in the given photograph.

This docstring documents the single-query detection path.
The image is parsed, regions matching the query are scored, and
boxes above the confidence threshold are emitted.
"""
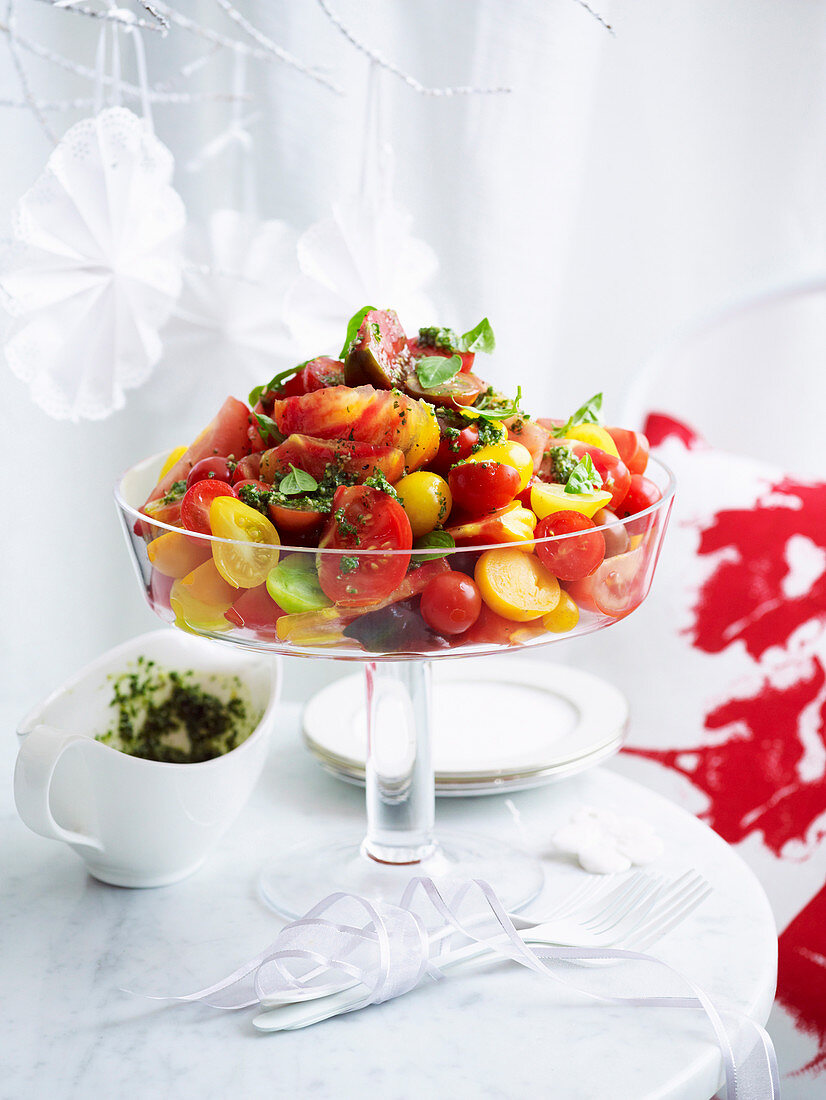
[266,554,333,614]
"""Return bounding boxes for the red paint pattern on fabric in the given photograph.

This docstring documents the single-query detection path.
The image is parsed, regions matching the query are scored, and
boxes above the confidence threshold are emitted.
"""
[778,885,826,1075]
[642,412,702,450]
[626,468,826,1071]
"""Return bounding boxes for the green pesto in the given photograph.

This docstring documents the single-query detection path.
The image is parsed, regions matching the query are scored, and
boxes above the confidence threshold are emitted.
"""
[161,480,187,505]
[97,657,257,764]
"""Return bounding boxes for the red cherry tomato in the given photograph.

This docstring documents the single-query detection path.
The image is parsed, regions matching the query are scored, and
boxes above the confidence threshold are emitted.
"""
[268,502,325,535]
[431,420,483,473]
[420,571,482,635]
[232,453,262,484]
[606,428,650,477]
[615,474,662,518]
[317,485,412,606]
[233,479,269,495]
[180,479,236,536]
[590,547,647,618]
[569,443,632,511]
[185,456,235,490]
[448,461,520,513]
[534,511,605,582]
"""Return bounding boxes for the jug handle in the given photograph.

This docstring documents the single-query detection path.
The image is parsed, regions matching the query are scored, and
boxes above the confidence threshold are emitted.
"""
[14,724,104,852]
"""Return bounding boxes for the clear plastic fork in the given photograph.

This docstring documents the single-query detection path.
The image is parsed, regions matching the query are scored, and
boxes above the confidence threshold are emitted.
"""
[252,870,711,1030]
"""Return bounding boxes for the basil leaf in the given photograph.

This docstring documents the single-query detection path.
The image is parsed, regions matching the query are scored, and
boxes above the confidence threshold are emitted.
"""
[458,317,496,354]
[339,305,376,359]
[279,464,319,496]
[248,362,310,407]
[552,392,604,438]
[411,530,456,563]
[464,385,523,422]
[254,413,284,444]
[565,453,603,495]
[416,354,462,389]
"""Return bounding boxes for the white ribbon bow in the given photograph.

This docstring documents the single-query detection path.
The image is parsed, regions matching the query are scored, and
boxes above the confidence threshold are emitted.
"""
[147,878,779,1100]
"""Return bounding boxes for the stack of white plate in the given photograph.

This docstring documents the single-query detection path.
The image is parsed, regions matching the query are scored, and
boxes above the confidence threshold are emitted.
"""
[302,659,628,797]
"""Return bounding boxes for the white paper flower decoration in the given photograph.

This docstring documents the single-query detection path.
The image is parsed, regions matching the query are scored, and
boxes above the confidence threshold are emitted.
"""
[285,187,439,356]
[156,209,299,402]
[1,106,185,420]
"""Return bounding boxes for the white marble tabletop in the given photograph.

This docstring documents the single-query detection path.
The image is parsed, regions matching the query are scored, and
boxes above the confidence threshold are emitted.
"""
[3,701,776,1100]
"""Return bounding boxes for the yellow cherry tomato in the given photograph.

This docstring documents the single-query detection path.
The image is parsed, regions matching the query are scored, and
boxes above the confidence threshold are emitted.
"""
[147,530,210,579]
[475,548,561,621]
[542,590,580,634]
[209,497,281,589]
[159,445,188,479]
[394,471,452,537]
[464,440,533,492]
[561,424,620,458]
[530,480,612,520]
[170,560,236,633]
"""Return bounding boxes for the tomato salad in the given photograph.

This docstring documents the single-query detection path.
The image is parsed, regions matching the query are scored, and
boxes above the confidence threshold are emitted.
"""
[130,308,669,654]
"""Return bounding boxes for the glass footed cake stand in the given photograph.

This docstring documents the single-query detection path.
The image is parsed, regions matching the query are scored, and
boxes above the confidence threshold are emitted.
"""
[116,454,675,918]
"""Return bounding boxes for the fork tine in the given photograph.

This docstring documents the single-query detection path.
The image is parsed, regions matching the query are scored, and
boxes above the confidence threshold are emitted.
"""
[625,879,711,947]
[589,871,699,936]
[623,885,713,953]
[580,873,663,930]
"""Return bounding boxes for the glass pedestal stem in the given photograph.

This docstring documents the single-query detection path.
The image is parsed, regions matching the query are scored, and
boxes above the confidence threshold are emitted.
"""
[362,660,435,865]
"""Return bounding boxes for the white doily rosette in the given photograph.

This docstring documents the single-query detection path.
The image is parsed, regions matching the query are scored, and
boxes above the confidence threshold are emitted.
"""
[157,209,298,402]
[286,193,439,356]
[1,106,185,420]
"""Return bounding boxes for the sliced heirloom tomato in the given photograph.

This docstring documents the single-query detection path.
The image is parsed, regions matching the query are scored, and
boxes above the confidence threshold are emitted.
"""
[266,386,439,473]
[534,511,605,582]
[147,531,211,578]
[209,496,281,589]
[272,357,346,398]
[408,335,475,374]
[403,369,487,408]
[144,396,252,507]
[344,309,412,388]
[317,485,413,607]
[170,560,237,633]
[260,434,405,485]
[606,427,650,476]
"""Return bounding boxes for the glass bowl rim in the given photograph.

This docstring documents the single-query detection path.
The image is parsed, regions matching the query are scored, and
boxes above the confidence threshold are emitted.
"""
[115,452,676,556]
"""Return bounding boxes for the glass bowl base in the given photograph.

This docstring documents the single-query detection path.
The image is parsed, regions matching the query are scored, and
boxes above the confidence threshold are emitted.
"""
[258,831,545,919]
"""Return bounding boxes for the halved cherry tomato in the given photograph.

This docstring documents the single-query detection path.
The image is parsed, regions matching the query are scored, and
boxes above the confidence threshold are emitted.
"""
[420,571,482,635]
[592,507,631,558]
[268,502,326,535]
[568,443,631,511]
[317,485,413,606]
[615,474,662,518]
[560,424,620,458]
[448,461,520,514]
[430,417,506,473]
[530,480,612,520]
[185,456,235,490]
[475,548,561,622]
[446,501,536,548]
[180,479,237,536]
[208,497,281,589]
[606,427,650,476]
[589,546,647,618]
[534,511,605,581]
